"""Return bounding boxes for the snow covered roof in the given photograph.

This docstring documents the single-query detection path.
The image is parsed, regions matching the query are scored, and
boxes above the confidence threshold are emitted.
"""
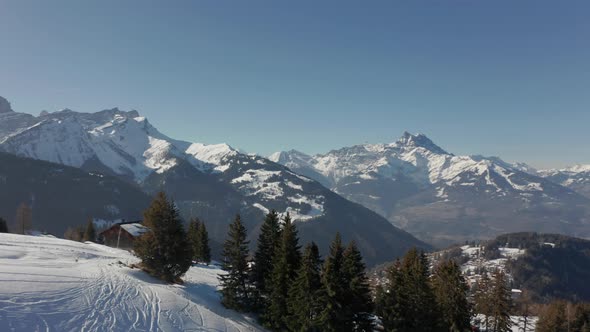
[119,223,150,237]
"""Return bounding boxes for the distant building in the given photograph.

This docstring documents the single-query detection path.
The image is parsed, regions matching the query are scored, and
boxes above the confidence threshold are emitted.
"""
[99,221,150,250]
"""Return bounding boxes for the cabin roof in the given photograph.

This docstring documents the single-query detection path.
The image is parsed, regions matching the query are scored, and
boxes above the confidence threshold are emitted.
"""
[119,223,150,237]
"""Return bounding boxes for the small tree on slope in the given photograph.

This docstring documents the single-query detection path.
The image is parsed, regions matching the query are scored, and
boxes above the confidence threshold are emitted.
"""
[342,241,374,331]
[431,259,471,331]
[266,213,301,330]
[219,214,251,311]
[187,218,202,262]
[287,242,324,332]
[251,210,281,313]
[0,217,8,233]
[197,221,211,265]
[83,219,96,242]
[318,233,349,332]
[134,192,192,283]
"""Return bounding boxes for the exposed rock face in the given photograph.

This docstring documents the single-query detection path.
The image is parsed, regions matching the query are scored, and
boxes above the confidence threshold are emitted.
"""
[0,96,13,114]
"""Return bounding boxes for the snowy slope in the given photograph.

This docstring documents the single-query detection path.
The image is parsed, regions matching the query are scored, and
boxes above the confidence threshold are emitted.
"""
[271,133,590,247]
[0,233,264,332]
[538,164,590,198]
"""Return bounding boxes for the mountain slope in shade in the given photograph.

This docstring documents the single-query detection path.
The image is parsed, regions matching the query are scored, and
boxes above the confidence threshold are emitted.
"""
[0,152,150,236]
[0,97,428,266]
[538,165,590,199]
[270,133,590,247]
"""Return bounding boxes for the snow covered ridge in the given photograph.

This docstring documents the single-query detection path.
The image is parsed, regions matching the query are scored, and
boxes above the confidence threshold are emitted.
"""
[0,105,239,181]
[0,99,326,222]
[0,233,264,332]
[269,132,557,194]
[537,164,590,198]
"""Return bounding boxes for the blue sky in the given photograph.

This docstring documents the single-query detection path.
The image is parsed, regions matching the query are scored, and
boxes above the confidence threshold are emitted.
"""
[1,1,588,168]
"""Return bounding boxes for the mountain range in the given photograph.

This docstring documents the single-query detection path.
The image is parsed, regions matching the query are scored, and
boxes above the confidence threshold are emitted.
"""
[270,133,590,247]
[0,96,427,266]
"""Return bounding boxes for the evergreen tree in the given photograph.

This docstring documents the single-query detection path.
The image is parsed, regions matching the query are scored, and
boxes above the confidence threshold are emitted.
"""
[431,259,471,331]
[134,192,192,283]
[376,260,408,331]
[318,233,348,332]
[287,242,324,332]
[187,217,201,263]
[399,248,439,331]
[219,214,251,311]
[187,217,211,264]
[197,221,211,265]
[342,241,373,331]
[266,213,301,330]
[83,219,96,242]
[474,273,493,331]
[490,270,512,332]
[0,217,8,233]
[251,209,281,312]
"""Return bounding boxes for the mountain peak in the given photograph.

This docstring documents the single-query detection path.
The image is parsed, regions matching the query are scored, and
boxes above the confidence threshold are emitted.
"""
[395,131,448,154]
[269,149,312,164]
[0,96,13,114]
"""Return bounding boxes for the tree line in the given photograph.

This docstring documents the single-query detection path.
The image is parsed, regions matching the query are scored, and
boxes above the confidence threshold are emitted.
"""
[219,210,373,331]
[132,192,211,282]
[0,202,33,234]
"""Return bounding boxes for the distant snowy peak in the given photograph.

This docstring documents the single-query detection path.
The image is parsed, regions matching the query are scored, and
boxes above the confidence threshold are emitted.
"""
[541,164,590,175]
[538,164,590,198]
[271,132,568,196]
[392,131,449,155]
[269,149,313,167]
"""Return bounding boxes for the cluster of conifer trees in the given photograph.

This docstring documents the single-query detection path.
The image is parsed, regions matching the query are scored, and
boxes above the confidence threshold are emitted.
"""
[134,192,211,282]
[187,217,211,265]
[218,208,522,332]
[219,210,373,331]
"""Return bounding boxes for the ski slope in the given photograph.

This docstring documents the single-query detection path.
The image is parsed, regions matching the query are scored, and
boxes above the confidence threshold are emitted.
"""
[0,233,264,332]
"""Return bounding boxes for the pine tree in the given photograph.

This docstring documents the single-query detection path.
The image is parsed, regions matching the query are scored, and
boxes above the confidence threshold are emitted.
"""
[342,241,373,331]
[187,217,201,263]
[266,213,301,330]
[197,221,211,265]
[376,260,408,331]
[219,214,251,311]
[431,259,471,331]
[399,248,439,331]
[318,233,348,332]
[474,273,493,331]
[251,209,282,313]
[490,270,512,332]
[134,192,192,283]
[287,242,324,332]
[83,219,96,242]
[0,217,8,233]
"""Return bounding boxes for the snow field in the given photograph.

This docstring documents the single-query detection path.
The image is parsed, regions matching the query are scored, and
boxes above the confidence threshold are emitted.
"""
[0,233,264,332]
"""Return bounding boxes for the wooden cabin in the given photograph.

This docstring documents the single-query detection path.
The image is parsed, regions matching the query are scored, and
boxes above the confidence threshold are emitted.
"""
[99,221,150,250]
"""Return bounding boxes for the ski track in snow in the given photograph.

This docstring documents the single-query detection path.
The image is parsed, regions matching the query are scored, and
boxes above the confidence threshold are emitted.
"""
[0,234,263,332]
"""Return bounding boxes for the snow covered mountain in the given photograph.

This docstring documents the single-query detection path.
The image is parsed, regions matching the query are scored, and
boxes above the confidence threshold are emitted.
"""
[270,133,590,247]
[0,96,428,265]
[0,233,265,331]
[537,165,590,199]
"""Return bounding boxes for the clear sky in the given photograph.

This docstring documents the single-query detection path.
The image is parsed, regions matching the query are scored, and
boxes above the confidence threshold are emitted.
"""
[1,1,588,168]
